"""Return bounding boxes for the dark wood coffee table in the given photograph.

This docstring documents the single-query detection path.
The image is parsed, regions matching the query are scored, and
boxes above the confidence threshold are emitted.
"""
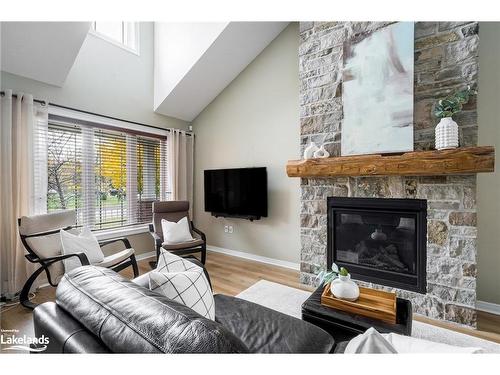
[302,286,413,343]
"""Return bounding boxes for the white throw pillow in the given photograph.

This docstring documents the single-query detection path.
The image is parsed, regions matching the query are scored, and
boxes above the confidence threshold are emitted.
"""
[345,328,484,354]
[60,227,104,272]
[156,247,201,273]
[383,332,483,353]
[150,250,215,320]
[345,327,398,354]
[161,217,194,245]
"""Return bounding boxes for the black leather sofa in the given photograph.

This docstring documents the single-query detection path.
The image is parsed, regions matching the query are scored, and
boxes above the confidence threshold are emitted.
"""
[33,259,335,353]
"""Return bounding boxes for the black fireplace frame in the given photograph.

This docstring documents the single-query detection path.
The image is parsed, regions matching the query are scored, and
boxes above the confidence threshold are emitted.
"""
[327,197,427,294]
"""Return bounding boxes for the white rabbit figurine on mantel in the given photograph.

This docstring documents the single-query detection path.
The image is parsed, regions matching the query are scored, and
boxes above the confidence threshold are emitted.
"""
[304,142,332,159]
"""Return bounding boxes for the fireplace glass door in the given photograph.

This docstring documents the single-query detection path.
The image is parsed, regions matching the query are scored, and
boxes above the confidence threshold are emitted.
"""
[328,197,427,293]
[334,210,417,275]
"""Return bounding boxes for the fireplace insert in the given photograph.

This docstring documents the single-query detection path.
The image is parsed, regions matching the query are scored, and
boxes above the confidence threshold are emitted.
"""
[327,197,427,293]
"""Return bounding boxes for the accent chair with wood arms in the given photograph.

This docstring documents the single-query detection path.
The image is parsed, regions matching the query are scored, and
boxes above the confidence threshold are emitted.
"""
[149,201,207,266]
[18,210,139,309]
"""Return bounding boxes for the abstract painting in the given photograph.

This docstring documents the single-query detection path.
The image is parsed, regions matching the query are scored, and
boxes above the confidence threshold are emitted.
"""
[341,22,414,156]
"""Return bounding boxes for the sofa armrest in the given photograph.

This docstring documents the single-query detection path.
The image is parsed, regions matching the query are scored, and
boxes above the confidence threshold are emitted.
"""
[33,302,109,353]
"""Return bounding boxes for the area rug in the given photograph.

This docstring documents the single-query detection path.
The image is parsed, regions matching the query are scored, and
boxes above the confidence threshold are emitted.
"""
[236,280,500,353]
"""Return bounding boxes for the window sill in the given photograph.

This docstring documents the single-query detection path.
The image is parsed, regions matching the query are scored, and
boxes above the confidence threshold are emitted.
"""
[94,224,149,241]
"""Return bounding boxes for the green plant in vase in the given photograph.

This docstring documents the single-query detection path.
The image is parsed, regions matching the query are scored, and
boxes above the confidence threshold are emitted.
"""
[434,86,476,150]
[434,86,476,119]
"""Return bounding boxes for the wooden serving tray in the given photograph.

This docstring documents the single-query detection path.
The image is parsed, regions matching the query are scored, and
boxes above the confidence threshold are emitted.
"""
[321,283,397,324]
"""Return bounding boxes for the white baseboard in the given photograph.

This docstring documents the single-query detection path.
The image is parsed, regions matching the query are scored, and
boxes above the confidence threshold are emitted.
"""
[207,245,300,271]
[476,300,500,315]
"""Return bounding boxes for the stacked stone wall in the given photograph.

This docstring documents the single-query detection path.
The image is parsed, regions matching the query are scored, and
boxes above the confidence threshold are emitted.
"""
[298,22,479,326]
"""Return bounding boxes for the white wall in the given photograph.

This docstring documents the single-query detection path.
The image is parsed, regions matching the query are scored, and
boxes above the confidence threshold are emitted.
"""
[154,22,228,110]
[192,23,301,264]
[1,22,188,130]
[477,22,500,306]
[1,22,91,87]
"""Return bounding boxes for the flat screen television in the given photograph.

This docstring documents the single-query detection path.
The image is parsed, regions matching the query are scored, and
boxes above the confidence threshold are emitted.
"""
[204,167,267,220]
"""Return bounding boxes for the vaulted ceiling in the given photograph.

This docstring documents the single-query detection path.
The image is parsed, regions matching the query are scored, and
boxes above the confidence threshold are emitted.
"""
[1,21,289,122]
[1,22,91,87]
[153,22,289,121]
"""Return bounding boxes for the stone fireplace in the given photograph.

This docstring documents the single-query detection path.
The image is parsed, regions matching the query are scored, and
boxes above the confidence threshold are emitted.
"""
[298,22,479,326]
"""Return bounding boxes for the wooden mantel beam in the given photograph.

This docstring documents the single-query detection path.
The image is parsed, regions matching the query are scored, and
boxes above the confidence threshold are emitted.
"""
[286,146,495,178]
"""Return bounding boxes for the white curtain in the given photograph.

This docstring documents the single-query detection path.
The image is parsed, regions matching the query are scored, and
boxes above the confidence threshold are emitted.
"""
[0,90,47,298]
[167,129,194,207]
[33,106,49,214]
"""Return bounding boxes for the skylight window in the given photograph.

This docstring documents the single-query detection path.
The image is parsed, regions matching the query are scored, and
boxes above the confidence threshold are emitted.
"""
[91,22,139,54]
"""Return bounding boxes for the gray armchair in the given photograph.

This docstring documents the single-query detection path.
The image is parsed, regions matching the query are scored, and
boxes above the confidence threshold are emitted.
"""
[149,201,206,267]
[18,210,138,309]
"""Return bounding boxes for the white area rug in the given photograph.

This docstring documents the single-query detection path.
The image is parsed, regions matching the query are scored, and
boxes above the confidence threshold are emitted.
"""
[236,280,500,353]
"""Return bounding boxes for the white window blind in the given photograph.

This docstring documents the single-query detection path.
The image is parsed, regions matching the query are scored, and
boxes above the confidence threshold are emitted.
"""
[46,122,83,218]
[135,136,162,225]
[38,117,169,230]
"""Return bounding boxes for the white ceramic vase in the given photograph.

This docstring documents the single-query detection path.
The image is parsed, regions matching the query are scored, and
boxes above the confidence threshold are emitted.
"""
[304,142,319,159]
[435,117,459,150]
[313,144,330,158]
[330,274,360,302]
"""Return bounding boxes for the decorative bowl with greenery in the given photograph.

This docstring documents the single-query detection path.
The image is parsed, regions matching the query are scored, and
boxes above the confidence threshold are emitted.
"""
[317,263,360,301]
[316,263,348,286]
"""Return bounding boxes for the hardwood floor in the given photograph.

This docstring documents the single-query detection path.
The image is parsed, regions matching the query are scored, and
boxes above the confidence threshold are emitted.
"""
[1,250,499,349]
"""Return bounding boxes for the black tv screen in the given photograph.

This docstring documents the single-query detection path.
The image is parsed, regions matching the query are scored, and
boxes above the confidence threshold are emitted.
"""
[204,167,267,218]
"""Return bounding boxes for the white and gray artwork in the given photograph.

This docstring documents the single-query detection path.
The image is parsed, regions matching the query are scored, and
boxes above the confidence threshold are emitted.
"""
[341,22,414,156]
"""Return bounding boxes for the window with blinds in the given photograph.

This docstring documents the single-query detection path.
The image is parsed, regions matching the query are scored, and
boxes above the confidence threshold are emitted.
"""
[47,123,82,214]
[43,119,168,230]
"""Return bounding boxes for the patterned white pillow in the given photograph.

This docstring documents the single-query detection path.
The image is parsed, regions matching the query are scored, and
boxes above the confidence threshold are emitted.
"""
[156,248,201,273]
[149,250,215,320]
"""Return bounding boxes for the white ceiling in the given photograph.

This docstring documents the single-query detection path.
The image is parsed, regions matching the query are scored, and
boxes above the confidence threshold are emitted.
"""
[1,22,91,87]
[1,21,289,121]
[154,22,289,122]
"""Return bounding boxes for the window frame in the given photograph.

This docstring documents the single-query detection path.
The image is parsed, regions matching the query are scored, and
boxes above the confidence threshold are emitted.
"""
[89,22,140,56]
[41,106,170,239]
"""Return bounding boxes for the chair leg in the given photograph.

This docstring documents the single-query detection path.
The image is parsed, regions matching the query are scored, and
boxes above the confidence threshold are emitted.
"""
[201,244,207,264]
[20,266,45,310]
[130,254,139,278]
[149,244,161,269]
